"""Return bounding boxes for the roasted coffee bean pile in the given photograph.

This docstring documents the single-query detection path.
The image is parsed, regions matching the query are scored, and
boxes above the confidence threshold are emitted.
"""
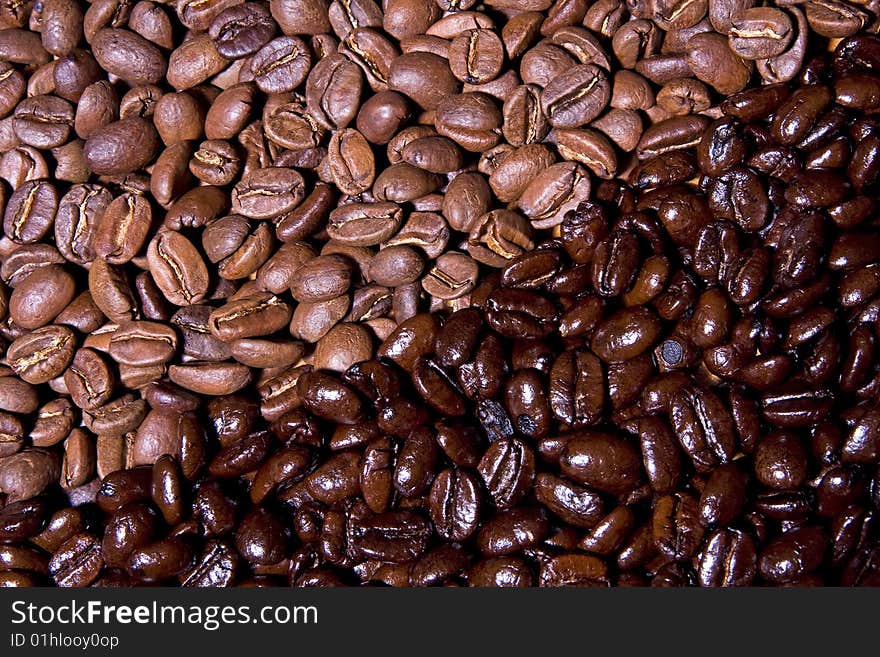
[0,0,879,587]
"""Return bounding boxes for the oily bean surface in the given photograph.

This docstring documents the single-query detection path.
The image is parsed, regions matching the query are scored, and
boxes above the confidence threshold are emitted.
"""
[0,0,874,590]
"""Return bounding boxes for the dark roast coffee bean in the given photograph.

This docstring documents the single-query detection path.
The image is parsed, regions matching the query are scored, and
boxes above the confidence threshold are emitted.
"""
[560,430,643,494]
[541,64,610,128]
[729,8,794,60]
[49,533,103,587]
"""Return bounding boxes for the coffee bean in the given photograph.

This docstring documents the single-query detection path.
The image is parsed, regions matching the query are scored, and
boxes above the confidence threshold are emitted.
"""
[4,180,57,245]
[468,556,533,586]
[166,34,226,90]
[686,32,752,94]
[249,36,311,95]
[477,506,549,556]
[313,323,373,372]
[758,525,827,583]
[92,29,166,86]
[0,449,60,502]
[554,128,618,179]
[209,3,276,59]
[209,293,292,341]
[327,202,403,247]
[349,509,431,563]
[806,0,867,39]
[591,306,661,362]
[560,430,643,494]
[637,115,710,159]
[422,252,478,300]
[84,395,147,438]
[64,347,114,410]
[517,162,591,229]
[0,498,50,542]
[291,254,353,302]
[101,502,159,569]
[449,29,504,85]
[327,128,375,194]
[535,473,604,529]
[653,492,705,561]
[389,51,457,110]
[369,245,423,287]
[49,533,103,587]
[469,210,536,268]
[169,362,253,397]
[306,54,363,131]
[428,468,480,542]
[377,313,439,372]
[127,536,194,582]
[435,92,502,152]
[232,167,305,220]
[146,230,209,307]
[13,95,73,149]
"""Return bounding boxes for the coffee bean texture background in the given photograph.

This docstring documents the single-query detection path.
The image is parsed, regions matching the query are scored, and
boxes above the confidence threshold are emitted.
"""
[0,0,878,587]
